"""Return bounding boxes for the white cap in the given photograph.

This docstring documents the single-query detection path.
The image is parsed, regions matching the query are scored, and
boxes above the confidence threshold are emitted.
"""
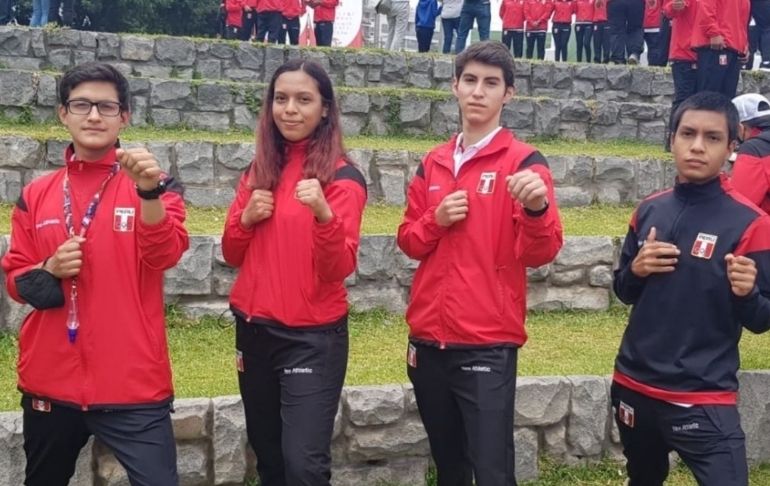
[732,93,770,124]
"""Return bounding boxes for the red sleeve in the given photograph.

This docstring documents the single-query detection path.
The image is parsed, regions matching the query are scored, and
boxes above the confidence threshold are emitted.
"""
[221,171,257,268]
[312,174,366,282]
[500,2,506,17]
[697,0,720,38]
[319,0,338,7]
[136,183,189,271]
[514,163,564,268]
[397,162,449,260]
[731,154,770,209]
[539,2,554,24]
[1,197,45,303]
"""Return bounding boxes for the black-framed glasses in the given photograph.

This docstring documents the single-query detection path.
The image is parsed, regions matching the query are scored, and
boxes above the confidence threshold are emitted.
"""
[65,99,122,117]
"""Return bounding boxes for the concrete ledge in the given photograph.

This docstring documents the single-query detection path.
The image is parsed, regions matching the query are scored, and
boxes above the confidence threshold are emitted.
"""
[1,372,769,485]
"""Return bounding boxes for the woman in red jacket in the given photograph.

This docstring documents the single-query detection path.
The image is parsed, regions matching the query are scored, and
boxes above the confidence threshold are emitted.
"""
[222,59,366,486]
[525,0,554,59]
[281,0,305,45]
[574,0,594,61]
[552,0,575,61]
[500,0,526,57]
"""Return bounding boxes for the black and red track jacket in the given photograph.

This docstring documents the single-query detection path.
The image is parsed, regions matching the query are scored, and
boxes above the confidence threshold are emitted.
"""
[732,129,770,215]
[1,145,189,410]
[222,141,366,327]
[613,174,770,405]
[397,129,563,348]
[691,0,749,55]
[663,0,698,62]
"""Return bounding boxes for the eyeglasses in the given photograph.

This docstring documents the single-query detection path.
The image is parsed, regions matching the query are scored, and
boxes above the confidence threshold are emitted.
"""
[65,99,122,117]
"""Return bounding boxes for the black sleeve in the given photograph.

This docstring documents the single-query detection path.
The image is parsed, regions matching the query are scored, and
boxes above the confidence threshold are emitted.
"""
[613,225,646,305]
[733,249,770,334]
[15,270,65,310]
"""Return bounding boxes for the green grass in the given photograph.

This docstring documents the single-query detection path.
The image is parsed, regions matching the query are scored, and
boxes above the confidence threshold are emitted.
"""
[0,121,669,160]
[0,203,633,237]
[2,307,770,412]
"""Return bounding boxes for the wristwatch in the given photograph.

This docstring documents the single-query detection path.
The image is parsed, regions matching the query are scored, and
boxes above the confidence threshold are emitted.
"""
[136,180,167,200]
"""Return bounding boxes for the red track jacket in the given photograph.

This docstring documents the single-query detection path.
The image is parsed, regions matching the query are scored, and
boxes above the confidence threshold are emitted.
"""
[308,0,338,22]
[223,142,366,327]
[643,0,660,29]
[2,146,189,409]
[525,0,554,31]
[663,0,698,61]
[282,0,306,18]
[225,0,245,27]
[500,0,526,30]
[552,0,575,24]
[691,0,749,54]
[575,0,594,23]
[593,0,607,22]
[732,129,770,215]
[257,0,282,13]
[397,130,563,348]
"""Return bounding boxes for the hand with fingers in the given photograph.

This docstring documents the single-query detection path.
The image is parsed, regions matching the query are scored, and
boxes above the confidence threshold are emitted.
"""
[116,148,163,191]
[44,236,86,279]
[435,190,469,227]
[296,178,333,223]
[506,170,548,212]
[241,189,275,228]
[725,253,757,297]
[631,227,681,278]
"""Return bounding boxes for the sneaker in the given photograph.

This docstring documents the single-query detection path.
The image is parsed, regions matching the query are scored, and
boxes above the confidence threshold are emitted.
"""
[628,53,639,65]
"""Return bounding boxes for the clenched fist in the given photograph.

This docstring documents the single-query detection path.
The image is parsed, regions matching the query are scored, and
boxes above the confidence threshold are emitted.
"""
[116,148,162,191]
[506,170,548,211]
[435,190,469,227]
[241,190,275,228]
[631,227,680,278]
[726,253,757,297]
[44,236,86,279]
[296,178,333,223]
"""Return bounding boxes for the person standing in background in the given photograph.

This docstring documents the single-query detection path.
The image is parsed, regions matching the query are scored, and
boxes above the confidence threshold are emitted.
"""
[307,0,338,46]
[751,0,770,70]
[47,0,73,27]
[256,0,283,43]
[225,0,245,39]
[281,0,305,45]
[500,0,526,57]
[643,0,666,65]
[30,0,49,27]
[731,93,770,213]
[662,0,697,150]
[386,0,411,50]
[455,0,493,54]
[441,0,463,53]
[552,0,575,61]
[241,0,258,41]
[416,0,442,52]
[607,0,645,64]
[525,0,553,60]
[593,0,610,62]
[0,0,15,24]
[575,0,595,62]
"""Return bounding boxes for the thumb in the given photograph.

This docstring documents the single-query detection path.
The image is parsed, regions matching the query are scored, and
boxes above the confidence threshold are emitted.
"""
[725,253,735,264]
[646,226,657,243]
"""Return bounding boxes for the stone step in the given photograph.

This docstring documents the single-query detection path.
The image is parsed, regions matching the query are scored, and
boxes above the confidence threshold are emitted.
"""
[0,67,673,142]
[0,234,623,333]
[0,134,672,207]
[2,25,769,107]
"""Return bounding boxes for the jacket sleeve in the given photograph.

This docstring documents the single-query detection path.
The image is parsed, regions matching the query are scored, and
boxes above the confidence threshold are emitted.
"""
[662,0,687,18]
[312,166,367,282]
[2,192,47,304]
[732,216,770,333]
[732,152,770,209]
[318,0,339,7]
[221,170,257,268]
[137,177,189,271]
[697,0,720,38]
[513,153,563,268]
[397,161,449,260]
[539,2,554,24]
[612,215,647,305]
[500,1,507,17]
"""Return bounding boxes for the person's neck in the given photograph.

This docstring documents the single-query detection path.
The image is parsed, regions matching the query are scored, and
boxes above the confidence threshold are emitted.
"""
[71,144,114,162]
[460,122,500,149]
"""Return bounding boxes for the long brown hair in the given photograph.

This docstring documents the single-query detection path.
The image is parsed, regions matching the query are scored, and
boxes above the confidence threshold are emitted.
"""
[249,59,348,190]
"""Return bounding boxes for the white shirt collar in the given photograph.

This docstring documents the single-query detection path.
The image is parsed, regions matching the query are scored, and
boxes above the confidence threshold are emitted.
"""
[453,126,503,176]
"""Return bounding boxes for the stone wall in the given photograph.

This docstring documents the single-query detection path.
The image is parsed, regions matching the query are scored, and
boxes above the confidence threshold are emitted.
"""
[0,234,623,333]
[0,68,671,141]
[2,372,770,485]
[1,26,769,106]
[0,135,673,207]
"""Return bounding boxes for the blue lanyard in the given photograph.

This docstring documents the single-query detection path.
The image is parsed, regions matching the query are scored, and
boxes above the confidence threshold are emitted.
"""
[61,162,120,344]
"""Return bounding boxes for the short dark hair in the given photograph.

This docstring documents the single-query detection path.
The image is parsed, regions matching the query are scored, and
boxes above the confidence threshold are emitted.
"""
[671,91,739,144]
[454,41,515,88]
[58,62,131,111]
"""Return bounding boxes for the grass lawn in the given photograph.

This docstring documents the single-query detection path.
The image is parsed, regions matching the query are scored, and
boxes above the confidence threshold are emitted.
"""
[0,203,633,237]
[0,121,670,159]
[2,307,770,412]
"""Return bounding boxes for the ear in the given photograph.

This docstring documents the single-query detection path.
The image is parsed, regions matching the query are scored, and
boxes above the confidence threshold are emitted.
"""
[451,77,459,98]
[57,105,68,125]
[503,85,515,104]
[120,110,131,128]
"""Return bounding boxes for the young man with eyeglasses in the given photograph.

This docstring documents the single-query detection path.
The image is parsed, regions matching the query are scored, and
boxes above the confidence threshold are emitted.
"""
[1,62,189,486]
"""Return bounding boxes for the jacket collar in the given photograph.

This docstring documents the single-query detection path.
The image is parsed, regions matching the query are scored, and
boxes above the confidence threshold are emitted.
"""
[673,173,727,203]
[64,142,119,174]
[435,128,515,172]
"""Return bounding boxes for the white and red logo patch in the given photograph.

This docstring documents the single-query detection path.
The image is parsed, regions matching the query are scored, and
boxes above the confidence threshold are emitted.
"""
[618,401,635,428]
[691,233,717,260]
[113,208,135,232]
[477,172,497,195]
[32,399,51,413]
[407,343,417,368]
[236,350,244,372]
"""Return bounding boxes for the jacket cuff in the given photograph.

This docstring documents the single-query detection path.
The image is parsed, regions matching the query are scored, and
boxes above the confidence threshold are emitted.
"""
[15,269,64,310]
[422,206,450,237]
